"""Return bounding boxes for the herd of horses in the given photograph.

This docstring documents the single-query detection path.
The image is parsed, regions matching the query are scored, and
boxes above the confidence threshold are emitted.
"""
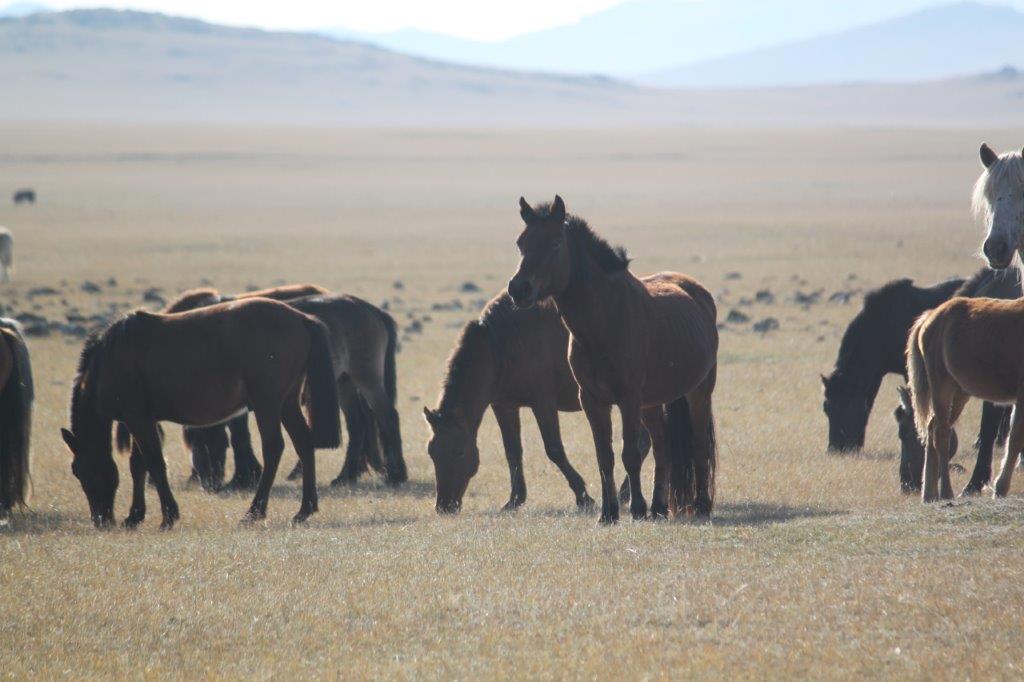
[0,142,1020,529]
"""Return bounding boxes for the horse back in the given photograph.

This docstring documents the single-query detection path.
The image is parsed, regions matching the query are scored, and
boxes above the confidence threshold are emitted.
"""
[233,283,329,302]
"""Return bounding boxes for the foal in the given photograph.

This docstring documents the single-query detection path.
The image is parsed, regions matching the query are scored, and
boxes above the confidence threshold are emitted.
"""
[508,196,719,522]
[907,297,1024,502]
[62,299,340,528]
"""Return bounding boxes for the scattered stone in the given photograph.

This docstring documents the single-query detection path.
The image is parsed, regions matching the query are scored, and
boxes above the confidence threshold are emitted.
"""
[755,289,775,304]
[142,288,165,305]
[16,312,50,337]
[245,284,260,292]
[753,317,780,333]
[793,290,823,306]
[81,281,102,294]
[724,272,742,280]
[404,320,423,335]
[737,297,753,307]
[393,281,405,290]
[26,286,58,298]
[58,323,88,338]
[726,309,750,324]
[106,277,118,287]
[829,291,855,304]
[460,281,480,293]
[199,277,213,286]
[381,300,390,311]
[432,300,464,312]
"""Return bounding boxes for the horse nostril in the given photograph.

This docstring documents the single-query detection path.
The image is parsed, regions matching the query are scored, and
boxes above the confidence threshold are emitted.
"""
[509,279,532,302]
[985,240,1009,263]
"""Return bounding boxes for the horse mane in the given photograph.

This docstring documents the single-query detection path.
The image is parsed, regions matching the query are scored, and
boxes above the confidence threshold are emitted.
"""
[163,287,222,313]
[70,318,130,434]
[973,150,1024,221]
[437,321,493,416]
[532,202,630,274]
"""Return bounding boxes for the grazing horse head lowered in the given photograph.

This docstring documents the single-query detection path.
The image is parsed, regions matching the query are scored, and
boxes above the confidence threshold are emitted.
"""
[976,143,1024,269]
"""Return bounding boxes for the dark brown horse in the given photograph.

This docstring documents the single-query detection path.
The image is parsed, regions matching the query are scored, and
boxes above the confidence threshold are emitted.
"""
[907,296,1024,502]
[0,319,33,522]
[62,299,341,528]
[148,284,390,490]
[508,196,719,522]
[423,292,596,513]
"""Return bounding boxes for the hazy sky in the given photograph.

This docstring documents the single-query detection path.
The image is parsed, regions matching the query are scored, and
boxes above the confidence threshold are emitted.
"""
[41,0,627,39]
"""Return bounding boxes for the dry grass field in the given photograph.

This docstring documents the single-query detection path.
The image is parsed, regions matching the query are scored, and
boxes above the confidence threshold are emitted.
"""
[0,123,1022,678]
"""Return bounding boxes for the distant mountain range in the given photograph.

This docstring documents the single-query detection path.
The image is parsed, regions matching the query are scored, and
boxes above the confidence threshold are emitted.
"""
[645,2,1024,86]
[0,8,1021,127]
[0,2,48,17]
[322,0,1024,81]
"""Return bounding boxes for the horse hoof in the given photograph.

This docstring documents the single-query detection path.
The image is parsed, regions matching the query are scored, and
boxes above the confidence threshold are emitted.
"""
[599,507,619,525]
[329,475,358,488]
[501,499,523,512]
[159,518,176,531]
[576,494,596,511]
[630,502,648,521]
[240,510,265,526]
[291,514,309,526]
[649,504,668,520]
[122,514,144,530]
[285,466,302,482]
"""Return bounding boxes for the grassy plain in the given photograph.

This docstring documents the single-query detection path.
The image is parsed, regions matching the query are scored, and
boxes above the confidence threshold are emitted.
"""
[0,124,1021,678]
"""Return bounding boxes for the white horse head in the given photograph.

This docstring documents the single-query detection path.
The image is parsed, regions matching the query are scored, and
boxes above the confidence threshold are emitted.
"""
[975,143,1024,269]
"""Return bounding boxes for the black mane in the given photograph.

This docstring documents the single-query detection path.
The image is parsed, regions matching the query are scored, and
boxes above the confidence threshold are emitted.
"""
[437,320,493,416]
[69,317,130,434]
[533,202,630,274]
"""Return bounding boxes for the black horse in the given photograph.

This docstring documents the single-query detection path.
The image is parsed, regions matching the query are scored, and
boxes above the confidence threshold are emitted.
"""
[12,189,35,205]
[823,268,1019,492]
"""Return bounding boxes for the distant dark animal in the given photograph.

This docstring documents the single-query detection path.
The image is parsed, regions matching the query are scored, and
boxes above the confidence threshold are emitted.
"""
[822,276,964,453]
[508,196,718,522]
[907,296,1024,502]
[0,228,12,283]
[12,190,34,205]
[423,292,597,513]
[62,298,341,529]
[0,319,33,522]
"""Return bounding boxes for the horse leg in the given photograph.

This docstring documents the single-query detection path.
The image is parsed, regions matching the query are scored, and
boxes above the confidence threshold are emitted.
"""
[333,379,370,487]
[619,399,648,520]
[642,405,669,519]
[994,403,1024,498]
[243,408,285,523]
[531,403,593,510]
[493,404,526,511]
[123,440,148,529]
[223,414,261,491]
[357,381,406,485]
[281,396,319,524]
[619,428,651,504]
[687,387,717,517]
[130,421,180,529]
[580,391,618,524]
[940,392,969,501]
[963,402,1002,495]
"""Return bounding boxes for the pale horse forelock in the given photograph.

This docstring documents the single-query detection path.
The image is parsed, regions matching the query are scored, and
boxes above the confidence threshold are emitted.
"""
[972,150,1024,223]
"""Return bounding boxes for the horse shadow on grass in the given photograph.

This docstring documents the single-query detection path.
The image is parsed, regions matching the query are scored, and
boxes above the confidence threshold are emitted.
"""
[259,477,436,501]
[708,501,845,527]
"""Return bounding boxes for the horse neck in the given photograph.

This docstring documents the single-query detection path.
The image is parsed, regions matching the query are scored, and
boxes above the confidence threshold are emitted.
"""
[438,331,497,431]
[552,252,623,351]
[71,383,113,458]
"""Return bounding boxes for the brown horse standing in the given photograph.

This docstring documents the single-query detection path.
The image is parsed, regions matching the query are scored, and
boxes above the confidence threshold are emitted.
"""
[507,196,719,522]
[0,319,33,521]
[907,296,1024,502]
[423,292,595,513]
[62,299,340,528]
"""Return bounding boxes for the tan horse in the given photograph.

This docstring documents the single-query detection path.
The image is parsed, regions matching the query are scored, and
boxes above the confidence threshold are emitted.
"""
[62,299,340,529]
[907,296,1024,502]
[507,196,719,522]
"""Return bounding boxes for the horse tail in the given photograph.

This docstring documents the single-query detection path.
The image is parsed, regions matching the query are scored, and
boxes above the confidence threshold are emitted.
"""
[303,316,341,449]
[907,313,932,442]
[665,396,696,516]
[379,309,399,404]
[0,322,33,512]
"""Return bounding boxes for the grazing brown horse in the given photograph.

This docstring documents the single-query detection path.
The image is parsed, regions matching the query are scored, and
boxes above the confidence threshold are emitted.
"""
[62,299,340,528]
[423,292,595,513]
[148,284,392,490]
[0,319,33,521]
[907,297,1024,502]
[508,196,719,522]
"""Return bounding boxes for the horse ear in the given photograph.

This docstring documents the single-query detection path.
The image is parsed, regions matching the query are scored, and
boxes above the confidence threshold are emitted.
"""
[896,386,912,411]
[60,428,78,452]
[551,195,566,224]
[422,406,439,426]
[980,143,999,168]
[519,197,535,223]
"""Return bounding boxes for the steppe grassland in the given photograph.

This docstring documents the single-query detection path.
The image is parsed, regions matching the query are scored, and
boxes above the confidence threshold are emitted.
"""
[0,124,1021,678]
